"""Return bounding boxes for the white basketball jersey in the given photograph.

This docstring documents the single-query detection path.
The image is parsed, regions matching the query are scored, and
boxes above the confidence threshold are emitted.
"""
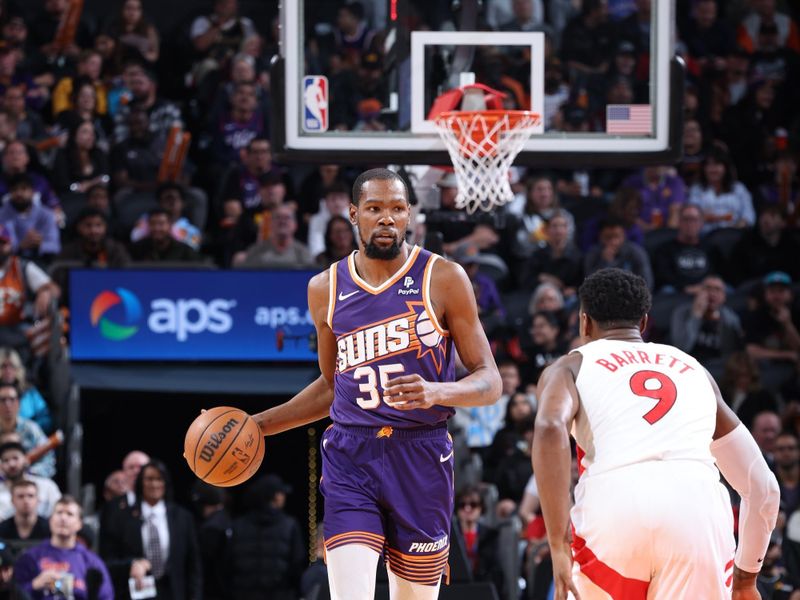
[572,339,719,479]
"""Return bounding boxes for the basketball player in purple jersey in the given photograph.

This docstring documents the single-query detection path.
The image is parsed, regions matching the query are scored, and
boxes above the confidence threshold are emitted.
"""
[252,168,502,600]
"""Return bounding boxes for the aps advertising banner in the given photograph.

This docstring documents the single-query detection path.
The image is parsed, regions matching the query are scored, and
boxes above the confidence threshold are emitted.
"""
[69,269,319,361]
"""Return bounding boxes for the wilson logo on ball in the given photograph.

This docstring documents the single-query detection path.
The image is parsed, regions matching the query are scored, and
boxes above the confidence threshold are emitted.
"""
[198,418,240,462]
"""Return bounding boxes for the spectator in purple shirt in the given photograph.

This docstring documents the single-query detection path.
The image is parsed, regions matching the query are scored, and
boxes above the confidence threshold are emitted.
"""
[15,495,114,600]
[209,81,266,167]
[0,174,60,261]
[622,166,687,231]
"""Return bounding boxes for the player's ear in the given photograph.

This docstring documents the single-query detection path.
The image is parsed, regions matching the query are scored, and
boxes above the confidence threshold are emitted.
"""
[639,314,648,334]
[349,202,358,226]
[579,311,589,338]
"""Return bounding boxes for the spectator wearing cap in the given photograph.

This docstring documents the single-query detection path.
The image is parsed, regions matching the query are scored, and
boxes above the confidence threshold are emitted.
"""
[58,207,130,269]
[0,173,60,261]
[737,0,800,54]
[0,440,60,518]
[130,208,202,263]
[688,143,756,233]
[226,473,304,600]
[112,62,183,150]
[743,271,800,392]
[0,141,60,211]
[0,539,32,598]
[0,224,59,357]
[130,183,202,251]
[729,205,800,286]
[0,479,51,542]
[329,50,388,130]
[621,166,687,232]
[102,471,127,504]
[430,171,521,272]
[15,496,114,600]
[749,19,800,86]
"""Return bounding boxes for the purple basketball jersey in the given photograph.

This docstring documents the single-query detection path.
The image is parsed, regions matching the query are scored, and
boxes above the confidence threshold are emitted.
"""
[327,245,455,427]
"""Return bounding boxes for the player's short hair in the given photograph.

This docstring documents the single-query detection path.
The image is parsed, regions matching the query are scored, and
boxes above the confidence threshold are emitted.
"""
[579,268,651,329]
[351,168,409,206]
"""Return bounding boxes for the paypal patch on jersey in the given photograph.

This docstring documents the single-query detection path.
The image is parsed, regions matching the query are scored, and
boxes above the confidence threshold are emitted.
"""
[303,76,328,132]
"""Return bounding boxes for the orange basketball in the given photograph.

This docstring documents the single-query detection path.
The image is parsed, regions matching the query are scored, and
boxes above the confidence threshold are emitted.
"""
[183,406,264,487]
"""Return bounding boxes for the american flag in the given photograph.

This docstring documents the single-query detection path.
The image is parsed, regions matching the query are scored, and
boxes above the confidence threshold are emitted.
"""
[606,104,652,134]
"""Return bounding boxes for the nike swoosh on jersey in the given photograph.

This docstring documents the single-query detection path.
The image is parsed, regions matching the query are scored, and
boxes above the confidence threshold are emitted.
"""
[440,450,454,462]
[338,290,359,301]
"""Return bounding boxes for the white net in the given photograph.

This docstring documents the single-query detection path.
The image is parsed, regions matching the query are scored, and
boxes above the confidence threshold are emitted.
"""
[434,110,540,213]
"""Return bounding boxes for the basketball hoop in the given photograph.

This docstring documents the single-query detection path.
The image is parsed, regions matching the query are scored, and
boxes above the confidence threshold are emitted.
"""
[434,110,540,214]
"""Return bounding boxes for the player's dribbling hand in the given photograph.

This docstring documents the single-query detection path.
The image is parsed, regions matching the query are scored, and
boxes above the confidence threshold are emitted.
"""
[551,550,581,600]
[383,374,439,410]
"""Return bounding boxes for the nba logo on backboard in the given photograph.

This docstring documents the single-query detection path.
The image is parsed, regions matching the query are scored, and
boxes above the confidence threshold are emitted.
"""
[303,76,328,132]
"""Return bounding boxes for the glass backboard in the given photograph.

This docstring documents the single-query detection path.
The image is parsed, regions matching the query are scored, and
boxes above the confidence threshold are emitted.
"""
[272,0,683,167]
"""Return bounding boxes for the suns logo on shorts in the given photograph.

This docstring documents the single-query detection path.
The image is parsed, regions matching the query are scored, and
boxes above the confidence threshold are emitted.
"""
[336,302,446,373]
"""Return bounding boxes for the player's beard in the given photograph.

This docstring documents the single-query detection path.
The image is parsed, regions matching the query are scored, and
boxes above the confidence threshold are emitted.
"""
[362,232,402,260]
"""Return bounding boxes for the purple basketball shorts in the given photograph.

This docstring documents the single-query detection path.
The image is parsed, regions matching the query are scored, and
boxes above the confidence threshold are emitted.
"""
[320,423,454,586]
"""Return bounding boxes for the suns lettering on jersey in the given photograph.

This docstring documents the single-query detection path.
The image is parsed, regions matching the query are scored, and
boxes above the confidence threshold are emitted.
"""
[336,301,445,374]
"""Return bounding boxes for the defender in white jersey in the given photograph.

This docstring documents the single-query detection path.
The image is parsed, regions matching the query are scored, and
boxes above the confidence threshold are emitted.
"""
[533,268,780,600]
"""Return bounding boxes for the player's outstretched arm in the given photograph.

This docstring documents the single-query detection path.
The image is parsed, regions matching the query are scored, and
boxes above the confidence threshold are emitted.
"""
[708,370,779,599]
[383,259,502,410]
[532,354,582,600]
[252,270,336,436]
